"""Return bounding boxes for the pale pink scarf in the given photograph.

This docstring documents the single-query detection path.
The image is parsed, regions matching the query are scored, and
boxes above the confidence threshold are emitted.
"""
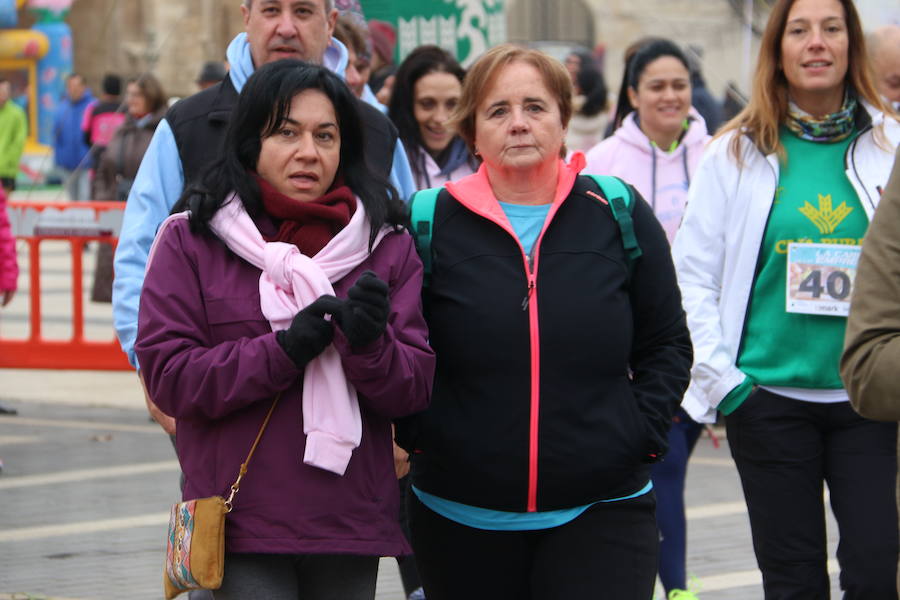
[151,196,388,475]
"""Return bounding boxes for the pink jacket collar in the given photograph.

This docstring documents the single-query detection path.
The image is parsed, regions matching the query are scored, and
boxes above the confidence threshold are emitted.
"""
[445,153,586,229]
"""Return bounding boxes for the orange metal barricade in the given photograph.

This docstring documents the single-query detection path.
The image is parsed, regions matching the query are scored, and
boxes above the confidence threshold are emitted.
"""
[1,201,131,370]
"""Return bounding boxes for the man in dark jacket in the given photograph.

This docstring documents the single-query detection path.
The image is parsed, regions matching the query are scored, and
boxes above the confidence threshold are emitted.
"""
[841,146,900,595]
[113,0,415,432]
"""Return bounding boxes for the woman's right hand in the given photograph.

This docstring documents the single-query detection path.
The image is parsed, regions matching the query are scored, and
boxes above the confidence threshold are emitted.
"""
[276,296,343,369]
[139,372,176,435]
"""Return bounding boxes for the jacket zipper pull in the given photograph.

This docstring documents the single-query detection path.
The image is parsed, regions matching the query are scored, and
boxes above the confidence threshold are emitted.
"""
[521,278,535,310]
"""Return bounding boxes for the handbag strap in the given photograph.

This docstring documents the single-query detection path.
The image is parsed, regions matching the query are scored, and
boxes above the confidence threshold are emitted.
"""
[224,392,281,512]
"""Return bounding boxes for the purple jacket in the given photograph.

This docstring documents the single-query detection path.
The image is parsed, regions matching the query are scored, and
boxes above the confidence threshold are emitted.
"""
[135,215,434,556]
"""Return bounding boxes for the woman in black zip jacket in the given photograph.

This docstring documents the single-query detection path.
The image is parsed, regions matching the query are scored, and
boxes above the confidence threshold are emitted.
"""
[397,43,693,600]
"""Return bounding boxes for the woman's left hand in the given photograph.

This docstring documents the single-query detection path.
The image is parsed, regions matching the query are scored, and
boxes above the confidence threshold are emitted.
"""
[393,441,410,479]
[334,271,391,348]
[391,423,410,478]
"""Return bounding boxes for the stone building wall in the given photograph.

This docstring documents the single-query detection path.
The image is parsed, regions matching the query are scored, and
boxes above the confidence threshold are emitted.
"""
[55,0,769,103]
[62,0,762,105]
[66,0,244,100]
[52,0,900,106]
[586,0,767,106]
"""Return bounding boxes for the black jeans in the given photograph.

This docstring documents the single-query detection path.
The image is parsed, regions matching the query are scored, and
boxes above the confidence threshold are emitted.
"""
[409,490,658,599]
[396,475,423,596]
[726,389,898,599]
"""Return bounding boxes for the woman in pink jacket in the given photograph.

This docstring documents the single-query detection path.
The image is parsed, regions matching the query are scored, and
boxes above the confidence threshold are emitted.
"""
[0,187,18,419]
[0,187,17,308]
[585,39,710,244]
[584,38,709,600]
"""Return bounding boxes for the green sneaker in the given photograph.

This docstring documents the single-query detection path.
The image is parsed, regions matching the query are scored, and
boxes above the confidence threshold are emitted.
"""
[668,591,699,600]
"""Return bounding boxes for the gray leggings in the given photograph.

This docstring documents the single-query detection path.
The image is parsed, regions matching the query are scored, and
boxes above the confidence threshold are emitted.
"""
[213,553,379,600]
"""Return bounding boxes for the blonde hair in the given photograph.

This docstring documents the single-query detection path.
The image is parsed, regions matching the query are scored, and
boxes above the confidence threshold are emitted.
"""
[452,43,573,158]
[717,0,892,163]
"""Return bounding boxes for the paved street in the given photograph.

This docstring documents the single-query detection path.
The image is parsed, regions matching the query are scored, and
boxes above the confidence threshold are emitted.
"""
[0,188,844,599]
[0,394,843,599]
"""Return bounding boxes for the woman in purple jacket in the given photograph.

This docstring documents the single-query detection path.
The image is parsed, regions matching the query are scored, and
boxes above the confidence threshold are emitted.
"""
[135,60,435,600]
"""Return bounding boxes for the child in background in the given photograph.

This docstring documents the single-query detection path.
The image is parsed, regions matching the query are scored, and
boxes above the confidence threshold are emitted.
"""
[0,185,18,422]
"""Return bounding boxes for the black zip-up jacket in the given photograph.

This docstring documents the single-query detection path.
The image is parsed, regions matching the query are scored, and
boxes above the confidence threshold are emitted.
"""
[400,163,693,512]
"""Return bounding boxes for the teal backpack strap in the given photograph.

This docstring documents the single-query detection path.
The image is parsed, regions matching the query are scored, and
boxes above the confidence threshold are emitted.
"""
[587,174,643,265]
[409,187,441,286]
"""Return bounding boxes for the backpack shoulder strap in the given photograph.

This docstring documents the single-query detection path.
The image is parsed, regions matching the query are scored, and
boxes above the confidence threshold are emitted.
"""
[409,187,442,286]
[586,174,643,264]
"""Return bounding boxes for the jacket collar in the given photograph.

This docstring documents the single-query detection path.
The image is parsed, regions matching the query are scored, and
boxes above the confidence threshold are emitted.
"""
[445,153,586,226]
[616,109,709,156]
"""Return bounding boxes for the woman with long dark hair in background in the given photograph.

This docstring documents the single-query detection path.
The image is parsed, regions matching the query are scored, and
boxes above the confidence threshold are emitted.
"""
[564,50,609,153]
[91,73,168,303]
[388,45,478,191]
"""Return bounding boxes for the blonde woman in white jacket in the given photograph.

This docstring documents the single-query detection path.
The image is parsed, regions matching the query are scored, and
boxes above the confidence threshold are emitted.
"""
[672,0,899,598]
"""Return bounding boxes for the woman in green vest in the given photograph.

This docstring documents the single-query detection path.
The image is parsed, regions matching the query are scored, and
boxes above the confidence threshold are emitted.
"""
[672,0,899,597]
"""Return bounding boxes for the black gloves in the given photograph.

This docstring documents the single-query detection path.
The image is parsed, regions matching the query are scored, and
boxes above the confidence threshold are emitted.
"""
[276,296,343,369]
[332,271,391,348]
[275,272,391,368]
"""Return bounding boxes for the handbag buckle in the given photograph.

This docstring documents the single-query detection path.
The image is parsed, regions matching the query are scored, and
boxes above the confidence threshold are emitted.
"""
[224,482,239,513]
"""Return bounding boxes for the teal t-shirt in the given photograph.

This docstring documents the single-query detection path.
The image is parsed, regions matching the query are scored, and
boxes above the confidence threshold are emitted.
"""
[498,201,552,256]
[737,126,866,388]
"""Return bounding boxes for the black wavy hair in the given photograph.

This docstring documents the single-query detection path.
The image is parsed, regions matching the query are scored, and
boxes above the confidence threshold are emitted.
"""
[609,38,690,132]
[177,59,405,249]
[576,61,608,117]
[387,45,469,178]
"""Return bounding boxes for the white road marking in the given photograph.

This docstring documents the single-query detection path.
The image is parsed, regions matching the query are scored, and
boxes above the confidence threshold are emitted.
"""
[0,460,179,490]
[690,456,735,467]
[0,416,160,433]
[0,434,42,446]
[0,513,170,543]
[687,500,750,520]
[0,594,90,600]
[695,559,839,592]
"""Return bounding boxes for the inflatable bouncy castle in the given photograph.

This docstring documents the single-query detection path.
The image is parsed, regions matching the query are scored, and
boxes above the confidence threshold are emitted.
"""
[0,0,74,155]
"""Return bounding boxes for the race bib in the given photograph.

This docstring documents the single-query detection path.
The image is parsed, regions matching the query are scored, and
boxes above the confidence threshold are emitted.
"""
[786,243,860,317]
